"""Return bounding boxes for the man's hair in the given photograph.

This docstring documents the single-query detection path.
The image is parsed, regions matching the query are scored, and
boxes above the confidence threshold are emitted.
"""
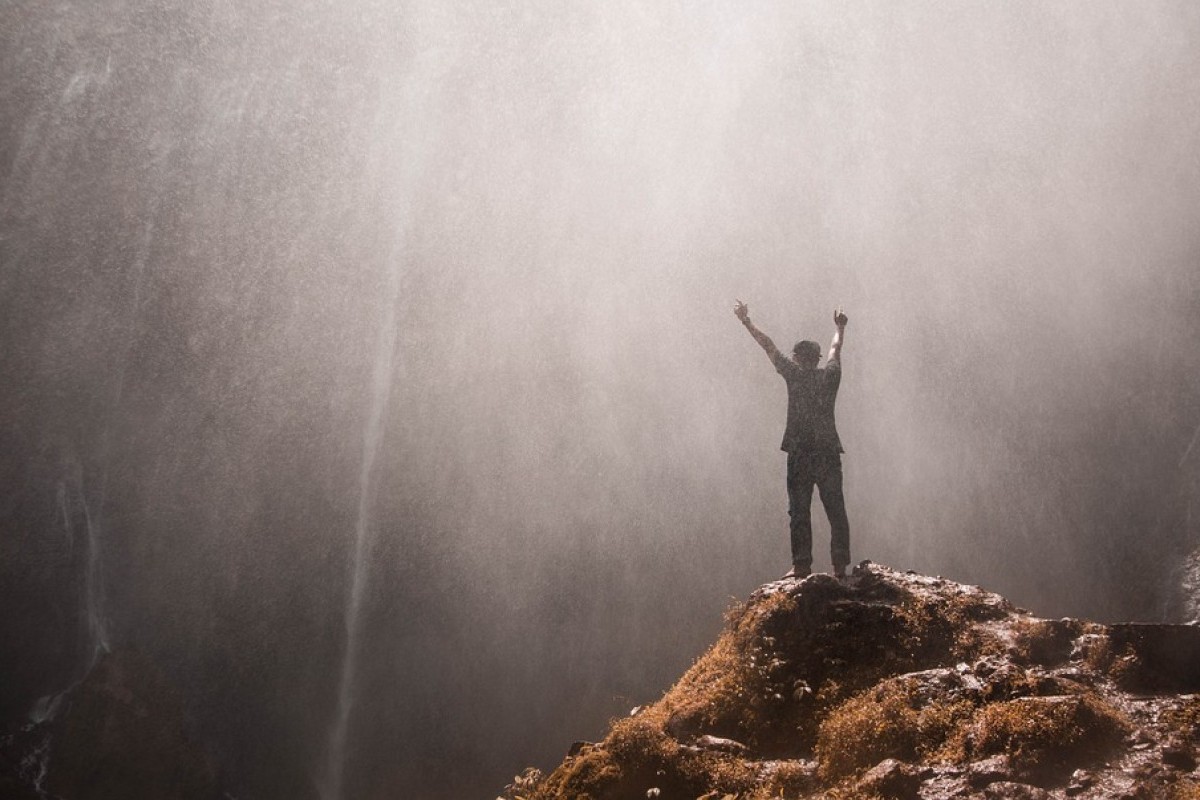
[793,340,821,361]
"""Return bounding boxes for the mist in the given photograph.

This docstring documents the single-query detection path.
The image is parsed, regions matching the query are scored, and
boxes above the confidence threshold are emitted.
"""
[3,2,1200,797]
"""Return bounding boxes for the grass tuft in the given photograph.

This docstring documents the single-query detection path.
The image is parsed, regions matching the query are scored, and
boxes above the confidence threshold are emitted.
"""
[942,692,1131,779]
[1161,697,1200,737]
[815,675,973,781]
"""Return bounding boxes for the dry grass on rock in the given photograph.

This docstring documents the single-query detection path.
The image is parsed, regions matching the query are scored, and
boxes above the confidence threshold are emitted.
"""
[942,692,1131,780]
[502,564,1197,800]
[815,675,973,781]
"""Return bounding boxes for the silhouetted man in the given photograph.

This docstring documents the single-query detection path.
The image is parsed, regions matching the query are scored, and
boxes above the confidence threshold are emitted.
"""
[735,301,850,579]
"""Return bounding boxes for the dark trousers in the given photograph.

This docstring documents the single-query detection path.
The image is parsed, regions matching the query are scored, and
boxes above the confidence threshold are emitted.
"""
[786,451,850,570]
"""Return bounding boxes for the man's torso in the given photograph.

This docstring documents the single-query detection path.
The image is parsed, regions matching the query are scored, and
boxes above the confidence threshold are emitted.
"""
[772,354,843,454]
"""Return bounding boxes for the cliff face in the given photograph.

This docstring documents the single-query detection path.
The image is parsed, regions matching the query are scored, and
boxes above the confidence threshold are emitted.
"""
[504,563,1200,800]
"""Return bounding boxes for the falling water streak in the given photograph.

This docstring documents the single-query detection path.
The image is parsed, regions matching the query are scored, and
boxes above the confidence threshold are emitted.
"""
[85,204,159,659]
[318,30,436,794]
[322,237,404,800]
[27,466,110,731]
[56,481,74,555]
[22,732,52,796]
[25,201,160,736]
[1178,549,1200,624]
[60,467,110,667]
[104,211,156,442]
[72,211,157,676]
[79,485,110,666]
[13,62,128,694]
[1180,421,1200,469]
[1188,495,1199,623]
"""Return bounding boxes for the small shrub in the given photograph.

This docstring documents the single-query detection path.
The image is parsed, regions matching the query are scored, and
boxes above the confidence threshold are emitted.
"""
[947,693,1131,779]
[815,676,973,781]
[1162,698,1200,738]
[529,745,620,800]
[606,716,674,762]
[1169,778,1200,800]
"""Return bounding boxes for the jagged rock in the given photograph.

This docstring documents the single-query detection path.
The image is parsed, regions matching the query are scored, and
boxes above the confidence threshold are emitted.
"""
[694,734,748,756]
[566,740,595,757]
[500,563,1200,800]
[983,781,1052,799]
[854,758,921,799]
[967,755,1015,788]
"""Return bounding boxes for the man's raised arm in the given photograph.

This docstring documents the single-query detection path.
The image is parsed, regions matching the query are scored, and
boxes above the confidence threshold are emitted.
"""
[828,308,848,366]
[734,300,781,364]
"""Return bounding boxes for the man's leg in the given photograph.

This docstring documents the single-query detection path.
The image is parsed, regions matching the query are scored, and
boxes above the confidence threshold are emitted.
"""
[786,451,815,573]
[816,454,850,572]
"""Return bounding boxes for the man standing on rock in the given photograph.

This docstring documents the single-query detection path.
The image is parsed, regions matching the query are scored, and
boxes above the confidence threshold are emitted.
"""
[734,301,850,579]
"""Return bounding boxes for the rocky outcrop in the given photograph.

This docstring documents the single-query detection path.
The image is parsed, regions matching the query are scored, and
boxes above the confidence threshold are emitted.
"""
[0,649,219,800]
[502,562,1200,799]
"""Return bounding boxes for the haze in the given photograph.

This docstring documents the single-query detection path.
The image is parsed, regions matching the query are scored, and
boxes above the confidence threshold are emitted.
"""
[2,2,1199,798]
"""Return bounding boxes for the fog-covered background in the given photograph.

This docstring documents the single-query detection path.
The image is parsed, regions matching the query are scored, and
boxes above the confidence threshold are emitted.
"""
[3,2,1199,797]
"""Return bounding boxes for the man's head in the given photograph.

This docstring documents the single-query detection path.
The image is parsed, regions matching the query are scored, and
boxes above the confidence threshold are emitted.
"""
[793,340,821,368]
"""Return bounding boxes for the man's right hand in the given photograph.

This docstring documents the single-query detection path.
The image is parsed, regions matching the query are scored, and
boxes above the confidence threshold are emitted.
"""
[734,300,749,321]
[834,308,848,328]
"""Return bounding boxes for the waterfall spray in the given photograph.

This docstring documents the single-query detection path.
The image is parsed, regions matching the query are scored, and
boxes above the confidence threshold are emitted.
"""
[29,464,111,723]
[78,483,111,668]
[60,465,113,670]
[25,205,157,735]
[20,466,110,800]
[73,211,156,675]
[322,245,403,800]
[56,482,74,555]
[81,206,156,666]
[317,43,434,796]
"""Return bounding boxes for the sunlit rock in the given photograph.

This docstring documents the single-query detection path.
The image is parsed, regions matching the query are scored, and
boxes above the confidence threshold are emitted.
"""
[502,562,1200,799]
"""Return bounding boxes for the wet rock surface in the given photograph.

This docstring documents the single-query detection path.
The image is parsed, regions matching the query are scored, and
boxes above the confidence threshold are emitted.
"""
[500,562,1200,799]
[855,757,923,798]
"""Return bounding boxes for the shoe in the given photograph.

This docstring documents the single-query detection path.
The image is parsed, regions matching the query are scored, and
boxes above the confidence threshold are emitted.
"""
[783,564,811,580]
